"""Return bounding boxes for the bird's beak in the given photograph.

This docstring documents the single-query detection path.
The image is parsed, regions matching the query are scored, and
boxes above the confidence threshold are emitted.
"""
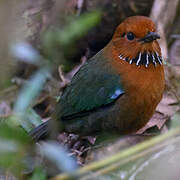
[139,32,160,43]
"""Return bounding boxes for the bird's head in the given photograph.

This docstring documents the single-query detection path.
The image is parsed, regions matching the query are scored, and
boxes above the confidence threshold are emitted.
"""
[112,16,162,67]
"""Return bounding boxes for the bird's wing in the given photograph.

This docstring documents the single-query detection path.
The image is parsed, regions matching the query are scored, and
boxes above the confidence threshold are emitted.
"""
[58,50,124,120]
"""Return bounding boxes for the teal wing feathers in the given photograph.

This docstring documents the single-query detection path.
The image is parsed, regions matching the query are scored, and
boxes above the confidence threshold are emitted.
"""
[58,50,124,120]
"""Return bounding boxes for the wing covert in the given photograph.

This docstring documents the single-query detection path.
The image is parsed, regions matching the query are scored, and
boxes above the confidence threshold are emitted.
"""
[58,50,124,119]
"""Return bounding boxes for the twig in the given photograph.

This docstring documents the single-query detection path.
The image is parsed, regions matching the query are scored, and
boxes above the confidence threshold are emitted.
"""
[58,56,87,90]
[66,56,86,80]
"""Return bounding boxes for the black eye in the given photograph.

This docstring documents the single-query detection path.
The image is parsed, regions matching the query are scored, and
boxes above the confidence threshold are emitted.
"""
[127,32,135,40]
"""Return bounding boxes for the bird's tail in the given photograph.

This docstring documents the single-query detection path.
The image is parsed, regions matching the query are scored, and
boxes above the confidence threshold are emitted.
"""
[29,120,50,140]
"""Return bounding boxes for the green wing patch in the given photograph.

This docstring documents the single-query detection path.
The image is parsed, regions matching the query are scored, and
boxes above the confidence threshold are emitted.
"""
[59,51,124,119]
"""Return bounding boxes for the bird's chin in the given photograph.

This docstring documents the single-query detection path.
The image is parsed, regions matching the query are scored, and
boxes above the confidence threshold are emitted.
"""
[141,41,155,50]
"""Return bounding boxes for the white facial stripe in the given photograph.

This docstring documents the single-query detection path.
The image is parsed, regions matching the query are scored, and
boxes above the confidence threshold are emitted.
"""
[119,55,127,61]
[136,52,141,66]
[152,54,156,66]
[156,52,162,64]
[145,53,149,68]
[159,56,163,63]
[158,57,162,64]
[119,55,123,59]
[118,51,163,67]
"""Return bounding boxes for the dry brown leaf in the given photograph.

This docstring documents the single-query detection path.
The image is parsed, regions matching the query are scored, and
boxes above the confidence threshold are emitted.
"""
[136,111,168,134]
[156,93,180,116]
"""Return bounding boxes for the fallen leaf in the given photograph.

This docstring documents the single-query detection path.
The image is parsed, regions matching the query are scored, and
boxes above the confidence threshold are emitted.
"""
[136,111,168,134]
[156,93,180,116]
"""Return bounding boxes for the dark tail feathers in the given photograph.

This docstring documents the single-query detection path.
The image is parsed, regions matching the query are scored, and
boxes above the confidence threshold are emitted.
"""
[29,120,50,140]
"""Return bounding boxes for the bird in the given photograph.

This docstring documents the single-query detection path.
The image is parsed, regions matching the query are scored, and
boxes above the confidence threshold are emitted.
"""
[30,16,165,139]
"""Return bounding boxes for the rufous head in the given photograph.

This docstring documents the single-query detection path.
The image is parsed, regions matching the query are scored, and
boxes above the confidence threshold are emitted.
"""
[112,16,162,67]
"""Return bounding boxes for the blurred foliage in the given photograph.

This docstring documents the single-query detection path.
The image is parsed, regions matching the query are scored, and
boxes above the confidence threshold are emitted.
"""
[29,168,46,180]
[43,11,101,47]
[0,3,101,178]
[41,11,101,71]
[0,123,31,176]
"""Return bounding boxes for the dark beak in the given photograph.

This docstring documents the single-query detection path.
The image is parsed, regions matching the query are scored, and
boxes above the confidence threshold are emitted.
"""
[139,32,160,43]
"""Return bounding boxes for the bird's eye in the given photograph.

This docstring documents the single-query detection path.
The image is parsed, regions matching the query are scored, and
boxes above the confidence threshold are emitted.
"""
[127,32,135,40]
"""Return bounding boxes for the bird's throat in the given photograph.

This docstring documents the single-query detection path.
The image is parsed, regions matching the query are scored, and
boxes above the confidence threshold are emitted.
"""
[118,51,163,68]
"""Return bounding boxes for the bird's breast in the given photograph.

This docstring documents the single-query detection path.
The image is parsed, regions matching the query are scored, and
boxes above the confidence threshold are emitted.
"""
[102,44,165,133]
[117,62,164,133]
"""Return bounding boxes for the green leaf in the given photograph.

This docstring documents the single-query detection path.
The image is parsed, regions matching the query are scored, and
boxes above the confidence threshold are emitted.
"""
[26,108,44,127]
[29,167,46,180]
[0,123,30,144]
[14,67,50,113]
[13,67,51,132]
[59,11,101,45]
[43,11,101,49]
